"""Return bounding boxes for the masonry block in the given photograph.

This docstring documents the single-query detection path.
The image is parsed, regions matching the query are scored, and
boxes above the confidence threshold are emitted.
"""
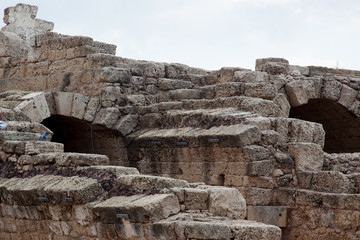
[247,206,288,227]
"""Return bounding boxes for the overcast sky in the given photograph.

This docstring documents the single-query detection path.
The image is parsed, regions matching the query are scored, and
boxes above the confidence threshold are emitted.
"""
[1,0,360,71]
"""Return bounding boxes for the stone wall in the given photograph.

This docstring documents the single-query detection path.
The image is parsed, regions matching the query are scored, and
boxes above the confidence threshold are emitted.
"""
[2,3,360,239]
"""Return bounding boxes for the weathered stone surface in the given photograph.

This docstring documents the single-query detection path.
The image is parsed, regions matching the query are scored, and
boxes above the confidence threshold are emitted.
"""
[2,140,63,155]
[2,4,54,39]
[79,165,140,176]
[184,221,232,239]
[113,114,138,136]
[338,84,357,109]
[231,220,282,240]
[0,131,40,143]
[116,175,189,192]
[169,89,202,100]
[198,186,246,219]
[287,143,324,171]
[184,188,208,210]
[93,194,180,223]
[53,92,74,116]
[321,79,343,101]
[18,152,109,166]
[83,97,100,122]
[93,107,120,128]
[247,206,288,227]
[14,92,50,122]
[256,58,289,75]
[71,93,89,119]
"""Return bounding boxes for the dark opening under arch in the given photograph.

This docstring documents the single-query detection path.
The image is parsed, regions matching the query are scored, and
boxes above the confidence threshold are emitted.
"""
[290,99,360,153]
[41,115,128,166]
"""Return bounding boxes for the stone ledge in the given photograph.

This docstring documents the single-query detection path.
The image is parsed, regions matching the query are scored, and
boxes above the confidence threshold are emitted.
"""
[0,175,103,205]
[93,194,180,223]
[18,152,109,166]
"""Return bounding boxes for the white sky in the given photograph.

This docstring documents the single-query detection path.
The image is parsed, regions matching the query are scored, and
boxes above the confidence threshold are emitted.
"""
[1,0,360,71]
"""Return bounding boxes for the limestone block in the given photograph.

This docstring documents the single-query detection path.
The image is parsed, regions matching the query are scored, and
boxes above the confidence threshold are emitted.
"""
[287,143,324,171]
[184,188,208,210]
[256,58,289,74]
[0,131,40,143]
[338,84,357,109]
[0,175,64,205]
[289,65,310,76]
[240,98,283,117]
[248,160,275,177]
[95,67,131,83]
[127,94,146,106]
[0,31,25,57]
[93,194,180,223]
[83,97,100,122]
[321,79,343,101]
[158,78,193,90]
[79,165,139,176]
[2,4,54,39]
[53,92,74,117]
[243,145,272,161]
[3,140,63,155]
[169,89,202,100]
[285,80,317,107]
[94,41,117,55]
[93,107,120,128]
[244,83,277,100]
[198,186,246,219]
[247,206,288,227]
[207,83,243,98]
[273,93,291,117]
[44,92,56,115]
[13,92,50,122]
[234,70,268,82]
[113,114,138,136]
[239,187,273,205]
[184,222,232,239]
[18,152,109,166]
[71,93,89,119]
[116,175,189,192]
[311,171,353,193]
[135,61,166,78]
[44,176,104,204]
[231,220,282,240]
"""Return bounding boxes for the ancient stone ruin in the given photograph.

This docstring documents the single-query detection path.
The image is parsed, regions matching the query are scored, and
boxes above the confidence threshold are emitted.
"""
[1,3,360,239]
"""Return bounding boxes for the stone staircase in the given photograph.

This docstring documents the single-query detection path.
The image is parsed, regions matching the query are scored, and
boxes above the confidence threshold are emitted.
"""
[0,105,282,239]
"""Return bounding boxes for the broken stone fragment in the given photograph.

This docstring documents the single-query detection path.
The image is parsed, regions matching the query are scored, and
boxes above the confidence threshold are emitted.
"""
[2,4,54,39]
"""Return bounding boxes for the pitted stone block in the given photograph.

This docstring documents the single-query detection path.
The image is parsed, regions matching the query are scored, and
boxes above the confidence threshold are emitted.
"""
[93,194,180,223]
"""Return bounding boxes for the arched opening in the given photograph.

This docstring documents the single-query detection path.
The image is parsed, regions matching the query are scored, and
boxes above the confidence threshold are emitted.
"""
[41,115,128,166]
[290,99,360,153]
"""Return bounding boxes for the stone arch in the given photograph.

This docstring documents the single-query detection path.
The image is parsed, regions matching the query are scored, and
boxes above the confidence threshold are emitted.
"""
[286,78,360,153]
[17,91,131,166]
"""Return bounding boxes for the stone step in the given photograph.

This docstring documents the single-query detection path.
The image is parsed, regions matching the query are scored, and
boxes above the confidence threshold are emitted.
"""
[2,140,64,155]
[0,107,30,121]
[297,171,355,194]
[0,175,104,205]
[199,81,278,100]
[78,165,140,177]
[152,213,281,240]
[128,124,261,149]
[0,131,41,143]
[17,152,109,167]
[116,174,189,192]
[139,107,259,129]
[276,187,360,210]
[4,121,52,136]
[138,96,284,118]
[93,194,180,224]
